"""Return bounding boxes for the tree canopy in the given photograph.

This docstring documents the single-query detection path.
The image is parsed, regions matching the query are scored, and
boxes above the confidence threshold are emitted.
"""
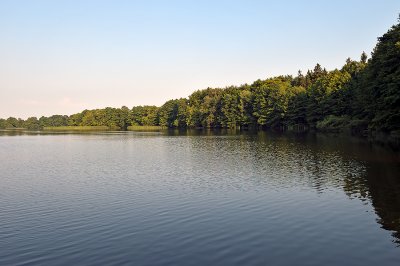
[1,17,399,136]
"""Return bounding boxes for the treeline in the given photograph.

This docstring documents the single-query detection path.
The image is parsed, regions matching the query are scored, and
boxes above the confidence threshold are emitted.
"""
[1,18,399,135]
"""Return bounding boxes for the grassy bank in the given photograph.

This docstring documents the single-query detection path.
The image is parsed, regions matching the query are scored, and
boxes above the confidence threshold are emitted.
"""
[127,125,163,131]
[43,126,112,131]
[4,127,27,130]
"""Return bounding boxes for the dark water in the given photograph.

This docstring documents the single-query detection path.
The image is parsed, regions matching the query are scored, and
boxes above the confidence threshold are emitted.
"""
[0,130,399,266]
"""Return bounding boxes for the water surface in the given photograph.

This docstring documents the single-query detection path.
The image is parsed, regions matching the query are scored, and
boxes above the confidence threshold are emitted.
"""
[0,130,399,265]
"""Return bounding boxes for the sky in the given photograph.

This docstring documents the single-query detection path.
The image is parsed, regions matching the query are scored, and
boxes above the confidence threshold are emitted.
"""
[0,0,399,118]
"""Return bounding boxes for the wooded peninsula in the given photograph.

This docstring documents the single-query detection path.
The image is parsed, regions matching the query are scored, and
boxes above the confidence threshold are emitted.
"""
[1,19,399,139]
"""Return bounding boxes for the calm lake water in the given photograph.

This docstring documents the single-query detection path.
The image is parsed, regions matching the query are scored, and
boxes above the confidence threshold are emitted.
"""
[0,130,399,265]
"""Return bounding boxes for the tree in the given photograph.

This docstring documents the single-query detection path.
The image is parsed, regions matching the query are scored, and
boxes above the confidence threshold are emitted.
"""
[354,17,400,132]
[0,16,399,136]
[0,118,6,129]
[361,51,368,64]
[24,117,41,130]
[5,117,21,128]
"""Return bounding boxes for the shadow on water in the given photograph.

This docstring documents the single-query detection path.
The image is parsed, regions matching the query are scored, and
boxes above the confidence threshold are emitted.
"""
[273,131,400,245]
[300,132,400,246]
[1,128,399,246]
[269,131,400,245]
[343,158,400,245]
[296,132,400,245]
[168,129,400,245]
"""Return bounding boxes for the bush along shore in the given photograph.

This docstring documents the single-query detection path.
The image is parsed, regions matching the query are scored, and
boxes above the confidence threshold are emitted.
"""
[1,17,399,145]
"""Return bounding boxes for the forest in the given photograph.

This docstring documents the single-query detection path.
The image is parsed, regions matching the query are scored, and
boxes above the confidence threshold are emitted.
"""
[1,18,399,137]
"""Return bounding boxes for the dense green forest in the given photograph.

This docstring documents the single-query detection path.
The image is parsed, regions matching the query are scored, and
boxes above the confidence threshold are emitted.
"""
[1,18,399,136]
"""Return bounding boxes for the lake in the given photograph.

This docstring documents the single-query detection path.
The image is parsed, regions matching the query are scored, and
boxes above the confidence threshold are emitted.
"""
[0,130,399,265]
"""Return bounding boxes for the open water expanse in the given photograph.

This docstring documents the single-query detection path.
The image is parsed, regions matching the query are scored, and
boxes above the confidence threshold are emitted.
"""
[0,130,399,266]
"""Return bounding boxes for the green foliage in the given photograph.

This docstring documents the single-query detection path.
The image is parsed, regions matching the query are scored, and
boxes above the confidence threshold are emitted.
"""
[355,18,400,132]
[0,118,6,129]
[316,115,351,132]
[221,87,241,128]
[306,69,352,126]
[130,106,159,126]
[1,17,399,136]
[251,77,293,127]
[286,89,307,126]
[187,88,224,127]
[5,117,23,128]
[24,117,41,130]
[157,98,188,128]
[39,115,69,128]
[77,107,130,129]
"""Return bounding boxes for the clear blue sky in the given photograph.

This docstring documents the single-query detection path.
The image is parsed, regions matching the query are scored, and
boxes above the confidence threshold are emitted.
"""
[1,0,399,118]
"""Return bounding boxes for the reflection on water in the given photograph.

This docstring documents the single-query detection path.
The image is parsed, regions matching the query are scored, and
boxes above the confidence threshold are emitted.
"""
[0,130,399,265]
[344,159,400,245]
[187,130,400,246]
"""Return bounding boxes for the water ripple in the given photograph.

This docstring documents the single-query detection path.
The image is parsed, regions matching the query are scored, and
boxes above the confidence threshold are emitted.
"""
[0,131,399,265]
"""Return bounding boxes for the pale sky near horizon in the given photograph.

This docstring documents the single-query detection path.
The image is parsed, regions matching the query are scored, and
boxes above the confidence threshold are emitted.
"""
[1,0,399,119]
